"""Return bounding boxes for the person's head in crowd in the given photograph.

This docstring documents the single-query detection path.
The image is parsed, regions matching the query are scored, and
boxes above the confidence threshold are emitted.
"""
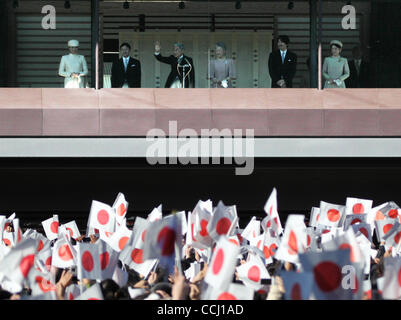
[68,39,79,55]
[150,282,172,297]
[126,267,142,286]
[352,45,362,60]
[120,42,131,58]
[215,42,227,59]
[100,279,120,300]
[277,35,290,51]
[330,40,343,57]
[115,285,131,300]
[173,43,184,58]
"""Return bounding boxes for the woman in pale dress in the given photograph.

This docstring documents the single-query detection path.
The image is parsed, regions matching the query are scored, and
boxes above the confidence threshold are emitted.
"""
[208,42,236,88]
[58,39,88,88]
[322,40,350,88]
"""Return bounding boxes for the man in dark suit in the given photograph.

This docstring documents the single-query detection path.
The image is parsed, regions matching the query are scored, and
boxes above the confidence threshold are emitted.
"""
[111,43,141,88]
[154,41,195,88]
[345,46,370,88]
[268,35,297,88]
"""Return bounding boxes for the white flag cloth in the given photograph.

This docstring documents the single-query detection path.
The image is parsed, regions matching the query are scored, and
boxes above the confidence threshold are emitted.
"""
[107,223,132,252]
[65,284,83,300]
[241,217,261,242]
[62,221,81,240]
[343,214,368,231]
[76,242,102,280]
[204,236,240,291]
[88,200,116,233]
[75,282,104,300]
[236,253,270,290]
[12,218,23,245]
[98,240,120,280]
[0,238,38,287]
[143,214,181,273]
[298,249,352,300]
[41,215,59,241]
[375,218,397,243]
[51,235,76,269]
[381,257,401,300]
[147,205,163,222]
[309,207,320,228]
[112,192,129,226]
[281,271,313,300]
[319,201,346,228]
[264,188,283,235]
[176,211,188,236]
[184,262,202,282]
[275,214,307,263]
[112,265,128,287]
[191,200,213,247]
[207,283,254,300]
[208,201,237,242]
[345,197,373,215]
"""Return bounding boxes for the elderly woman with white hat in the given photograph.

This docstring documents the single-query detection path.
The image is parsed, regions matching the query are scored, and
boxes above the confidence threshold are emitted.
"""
[58,39,88,88]
[322,40,350,88]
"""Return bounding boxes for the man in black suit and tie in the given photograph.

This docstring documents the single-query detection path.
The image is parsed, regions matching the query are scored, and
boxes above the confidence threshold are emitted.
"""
[154,41,195,88]
[345,46,370,88]
[268,35,297,88]
[111,43,141,88]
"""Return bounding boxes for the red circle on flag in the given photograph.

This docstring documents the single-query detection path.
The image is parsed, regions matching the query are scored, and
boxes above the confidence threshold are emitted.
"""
[82,251,94,272]
[216,218,231,235]
[69,293,74,300]
[212,248,224,275]
[50,221,59,234]
[352,203,364,214]
[37,240,44,252]
[117,203,127,216]
[131,248,143,264]
[307,234,311,247]
[36,276,56,292]
[383,224,393,234]
[322,229,330,234]
[118,236,129,250]
[97,210,109,225]
[45,256,52,269]
[88,298,100,300]
[17,229,21,243]
[360,228,369,239]
[229,239,239,246]
[58,244,73,261]
[141,230,147,242]
[339,243,355,263]
[66,227,74,238]
[389,209,398,219]
[288,230,298,255]
[217,292,237,300]
[191,224,196,242]
[199,219,209,237]
[398,267,401,287]
[3,222,10,231]
[291,283,302,300]
[100,251,109,270]
[268,206,273,216]
[263,246,271,259]
[269,244,278,256]
[376,211,385,220]
[313,261,342,292]
[3,238,11,246]
[316,214,320,222]
[327,209,341,222]
[157,227,176,256]
[105,232,113,238]
[19,254,35,278]
[247,265,261,282]
[394,232,401,244]
[266,220,271,228]
[351,219,362,225]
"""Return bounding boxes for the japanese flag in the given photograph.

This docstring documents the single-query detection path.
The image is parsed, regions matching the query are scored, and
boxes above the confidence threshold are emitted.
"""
[204,236,240,291]
[343,214,368,231]
[147,205,163,222]
[62,221,81,240]
[253,233,274,264]
[51,235,76,269]
[0,238,38,286]
[192,200,213,247]
[383,221,401,250]
[241,217,261,242]
[41,215,59,241]
[275,214,307,263]
[264,188,283,235]
[184,262,202,282]
[176,211,188,236]
[75,282,104,300]
[319,201,346,228]
[76,242,102,280]
[112,192,129,225]
[209,283,254,300]
[98,240,120,280]
[345,197,373,215]
[143,213,181,273]
[25,230,50,254]
[382,257,401,300]
[2,227,14,248]
[374,201,400,220]
[107,223,132,252]
[112,265,129,287]
[351,223,372,242]
[35,246,53,274]
[88,200,116,233]
[309,207,320,228]
[236,253,270,290]
[281,271,313,300]
[27,268,56,297]
[65,284,83,300]
[298,249,352,300]
[0,215,5,243]
[375,218,397,243]
[207,201,237,242]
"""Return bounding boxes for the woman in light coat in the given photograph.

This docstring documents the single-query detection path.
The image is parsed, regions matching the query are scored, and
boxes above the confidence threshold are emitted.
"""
[323,40,350,88]
[58,39,88,88]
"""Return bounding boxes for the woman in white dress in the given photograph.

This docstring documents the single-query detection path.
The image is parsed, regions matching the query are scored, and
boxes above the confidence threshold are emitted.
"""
[322,40,350,88]
[58,40,88,88]
[208,42,236,88]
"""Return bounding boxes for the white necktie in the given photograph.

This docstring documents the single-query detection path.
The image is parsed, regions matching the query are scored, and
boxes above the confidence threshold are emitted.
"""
[124,58,128,71]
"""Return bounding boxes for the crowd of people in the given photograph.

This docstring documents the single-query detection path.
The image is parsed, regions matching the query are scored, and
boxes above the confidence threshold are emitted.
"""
[0,189,399,301]
[59,35,368,89]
